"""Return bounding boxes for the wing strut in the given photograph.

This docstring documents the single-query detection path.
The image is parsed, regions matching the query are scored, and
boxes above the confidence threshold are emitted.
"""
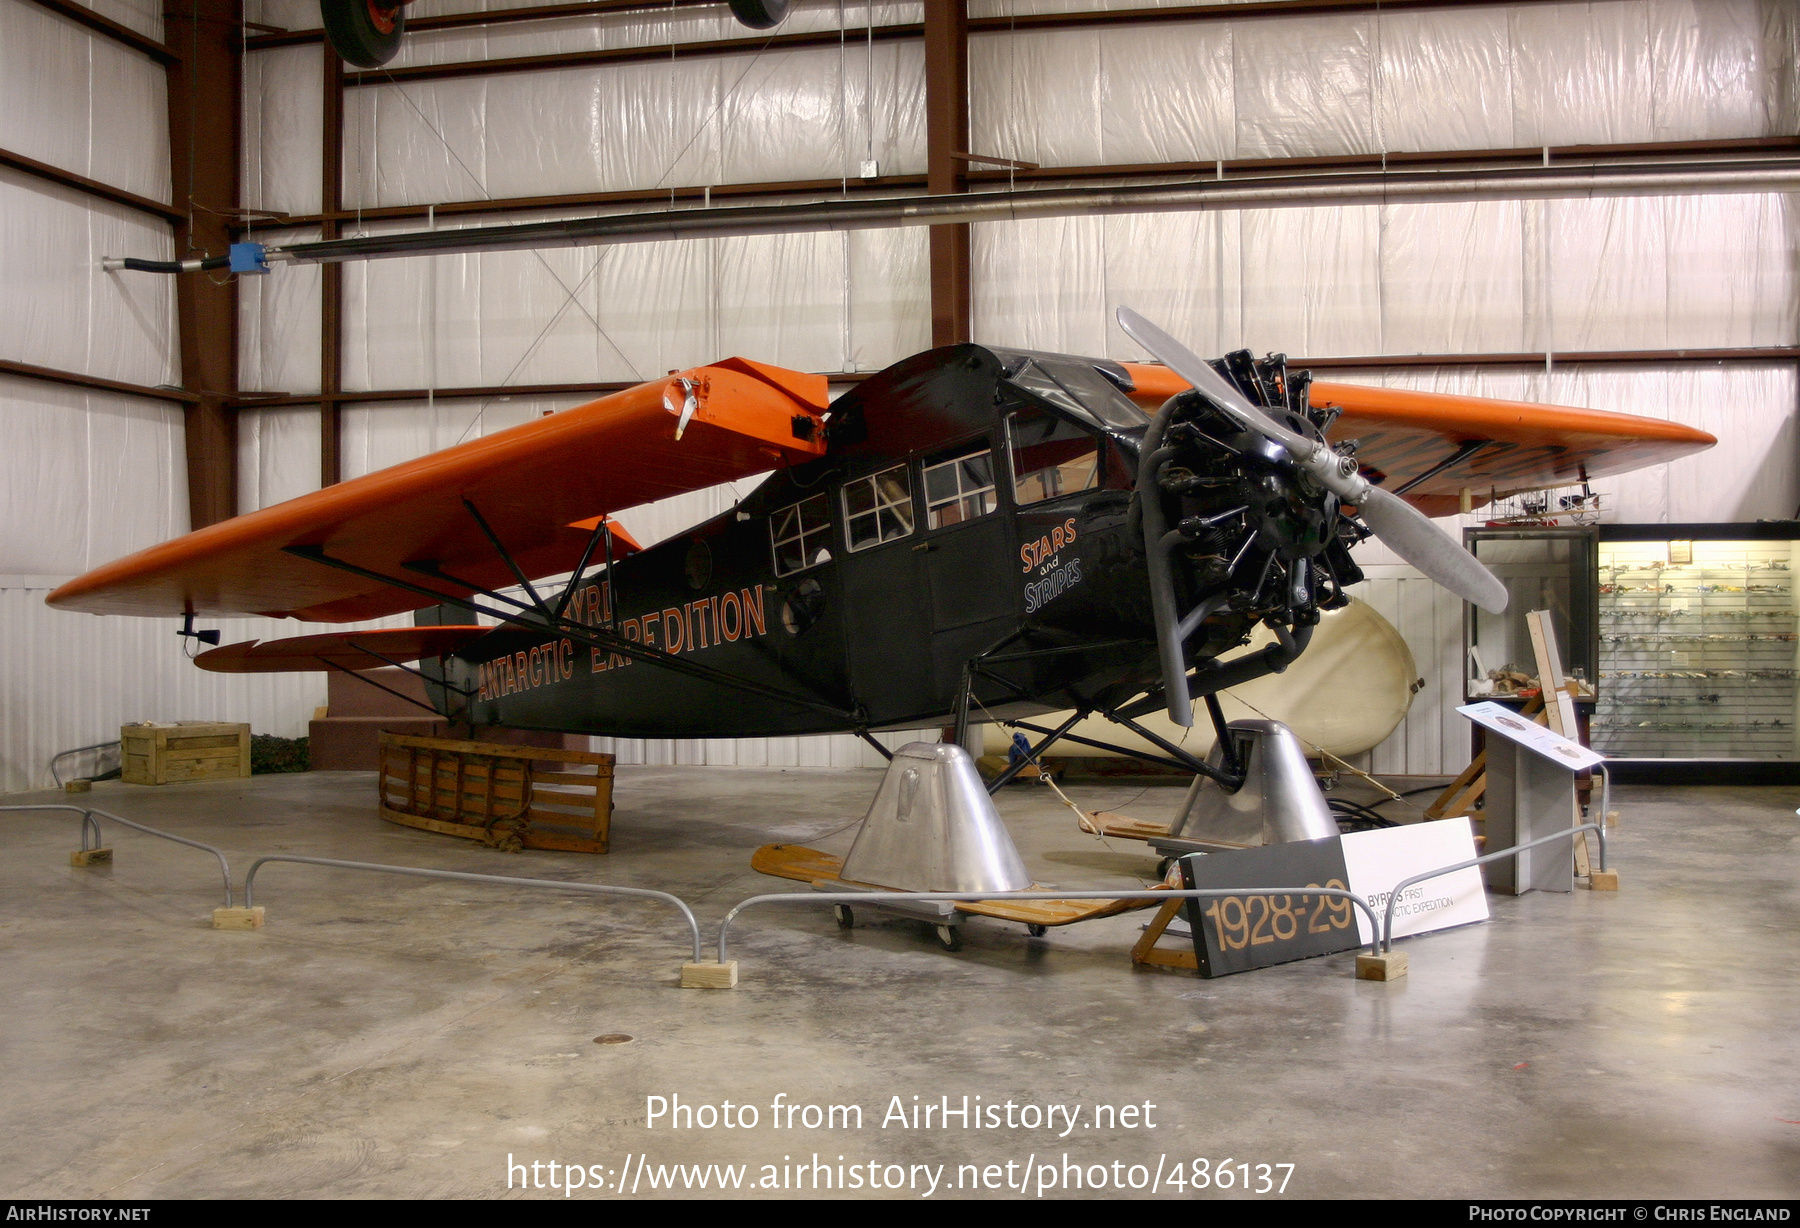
[347,642,478,699]
[1391,439,1493,496]
[283,545,859,720]
[317,657,451,717]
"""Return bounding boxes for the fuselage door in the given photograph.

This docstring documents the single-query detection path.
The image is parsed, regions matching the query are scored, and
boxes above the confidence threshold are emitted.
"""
[919,439,1019,698]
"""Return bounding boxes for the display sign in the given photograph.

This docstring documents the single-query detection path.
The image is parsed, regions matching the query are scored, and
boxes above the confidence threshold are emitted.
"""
[1339,817,1489,945]
[1180,840,1363,978]
[1457,700,1605,771]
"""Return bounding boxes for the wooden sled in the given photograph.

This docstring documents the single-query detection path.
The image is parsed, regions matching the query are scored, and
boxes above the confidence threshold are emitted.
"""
[378,732,614,853]
[750,843,1163,929]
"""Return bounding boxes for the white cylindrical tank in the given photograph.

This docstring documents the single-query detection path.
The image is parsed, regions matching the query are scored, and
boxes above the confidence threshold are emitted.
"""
[986,596,1418,760]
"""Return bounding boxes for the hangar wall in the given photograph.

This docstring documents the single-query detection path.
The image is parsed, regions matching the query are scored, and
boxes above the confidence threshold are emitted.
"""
[6,0,1798,789]
[0,0,345,793]
[234,0,1799,775]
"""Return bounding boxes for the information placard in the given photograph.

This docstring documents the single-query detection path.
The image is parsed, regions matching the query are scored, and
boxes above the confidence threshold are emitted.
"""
[1339,817,1489,944]
[1457,700,1605,771]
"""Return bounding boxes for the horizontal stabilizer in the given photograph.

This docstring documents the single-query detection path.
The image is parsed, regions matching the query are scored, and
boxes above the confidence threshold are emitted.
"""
[195,627,491,673]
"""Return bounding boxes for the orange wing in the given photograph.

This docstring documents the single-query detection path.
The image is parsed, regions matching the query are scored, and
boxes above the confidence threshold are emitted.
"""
[48,357,828,622]
[1120,364,1715,514]
[194,627,492,673]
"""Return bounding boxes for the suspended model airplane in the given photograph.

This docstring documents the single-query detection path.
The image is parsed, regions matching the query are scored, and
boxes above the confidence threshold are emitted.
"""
[48,310,1712,795]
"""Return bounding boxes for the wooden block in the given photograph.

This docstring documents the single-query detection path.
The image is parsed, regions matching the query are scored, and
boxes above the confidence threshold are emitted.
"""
[63,779,91,794]
[1586,869,1620,892]
[212,906,266,930]
[1355,950,1408,981]
[1605,810,1619,828]
[680,961,738,989]
[69,847,112,867]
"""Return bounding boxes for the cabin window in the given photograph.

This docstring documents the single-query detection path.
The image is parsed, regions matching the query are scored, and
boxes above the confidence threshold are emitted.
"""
[1008,409,1100,505]
[923,446,997,529]
[843,463,915,552]
[771,493,834,576]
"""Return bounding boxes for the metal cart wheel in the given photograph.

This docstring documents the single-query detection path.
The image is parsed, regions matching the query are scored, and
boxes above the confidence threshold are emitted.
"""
[833,904,855,930]
[934,923,964,952]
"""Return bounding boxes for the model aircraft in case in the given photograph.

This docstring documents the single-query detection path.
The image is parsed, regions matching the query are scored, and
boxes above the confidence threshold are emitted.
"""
[47,310,1714,793]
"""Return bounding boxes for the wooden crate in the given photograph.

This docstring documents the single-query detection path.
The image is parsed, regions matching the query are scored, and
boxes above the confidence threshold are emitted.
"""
[377,732,614,854]
[120,722,252,785]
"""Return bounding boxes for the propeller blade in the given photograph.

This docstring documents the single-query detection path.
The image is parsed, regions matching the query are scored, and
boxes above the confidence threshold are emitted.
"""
[1358,486,1509,613]
[1115,307,1315,456]
[1117,303,1511,614]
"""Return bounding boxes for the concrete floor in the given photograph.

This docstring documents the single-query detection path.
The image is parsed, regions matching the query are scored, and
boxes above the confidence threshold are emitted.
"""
[1,766,1796,1200]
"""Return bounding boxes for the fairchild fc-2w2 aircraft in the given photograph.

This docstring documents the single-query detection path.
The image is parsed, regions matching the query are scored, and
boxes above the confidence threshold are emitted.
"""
[48,310,1712,793]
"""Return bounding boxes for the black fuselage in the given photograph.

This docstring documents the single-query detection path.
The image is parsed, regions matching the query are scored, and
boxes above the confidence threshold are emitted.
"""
[430,345,1162,738]
[426,341,1362,739]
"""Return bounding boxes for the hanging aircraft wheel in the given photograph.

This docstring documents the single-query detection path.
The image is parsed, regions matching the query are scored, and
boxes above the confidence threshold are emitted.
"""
[1027,923,1048,938]
[726,0,789,30]
[320,0,406,69]
[833,904,855,930]
[934,924,964,952]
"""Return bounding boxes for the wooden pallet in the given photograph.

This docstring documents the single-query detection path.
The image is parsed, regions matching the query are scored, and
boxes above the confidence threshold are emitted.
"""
[750,843,1162,927]
[377,732,614,853]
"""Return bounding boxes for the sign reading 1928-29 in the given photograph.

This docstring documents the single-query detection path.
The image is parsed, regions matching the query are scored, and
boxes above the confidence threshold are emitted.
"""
[1174,819,1490,977]
[1179,839,1363,977]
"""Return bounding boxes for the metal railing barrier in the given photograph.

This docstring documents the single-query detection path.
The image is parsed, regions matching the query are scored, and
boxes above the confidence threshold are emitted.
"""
[716,886,1385,965]
[242,855,703,963]
[49,741,120,787]
[0,804,234,907]
[1381,821,1607,953]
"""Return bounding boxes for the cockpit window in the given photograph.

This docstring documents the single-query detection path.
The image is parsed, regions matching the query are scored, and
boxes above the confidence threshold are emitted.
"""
[923,446,997,529]
[1009,409,1100,505]
[771,493,834,576]
[843,463,915,551]
[999,352,1147,432]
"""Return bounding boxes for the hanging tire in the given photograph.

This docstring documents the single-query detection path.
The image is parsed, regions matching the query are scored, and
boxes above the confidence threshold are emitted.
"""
[934,924,964,952]
[727,0,789,30]
[320,0,406,69]
[834,904,855,930]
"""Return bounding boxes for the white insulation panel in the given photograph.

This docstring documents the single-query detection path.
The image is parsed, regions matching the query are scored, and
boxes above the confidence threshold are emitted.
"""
[0,171,177,388]
[0,0,171,202]
[968,0,1797,167]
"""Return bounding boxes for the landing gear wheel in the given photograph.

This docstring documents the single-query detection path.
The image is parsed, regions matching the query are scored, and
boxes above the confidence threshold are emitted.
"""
[1027,923,1048,938]
[934,924,964,952]
[494,833,524,854]
[320,0,405,69]
[833,904,855,930]
[1156,856,1175,880]
[727,0,789,28]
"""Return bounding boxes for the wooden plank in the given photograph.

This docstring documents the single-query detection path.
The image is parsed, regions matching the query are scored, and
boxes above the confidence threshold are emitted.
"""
[1425,751,1485,819]
[1130,897,1197,970]
[532,770,603,785]
[956,895,1160,925]
[751,843,845,883]
[380,730,613,767]
[164,733,242,750]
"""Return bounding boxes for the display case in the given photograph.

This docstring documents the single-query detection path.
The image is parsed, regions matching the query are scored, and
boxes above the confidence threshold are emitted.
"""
[1462,527,1599,703]
[1594,526,1800,763]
